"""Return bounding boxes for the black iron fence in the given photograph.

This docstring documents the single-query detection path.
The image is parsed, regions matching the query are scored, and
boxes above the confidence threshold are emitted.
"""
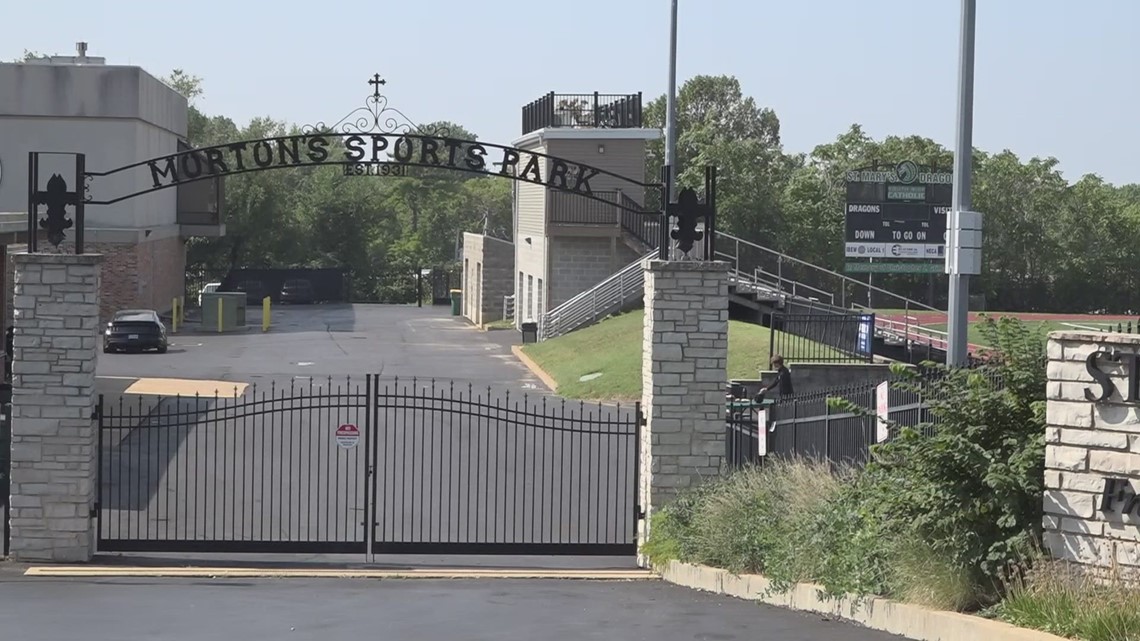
[522,92,643,135]
[725,379,941,470]
[770,313,876,364]
[550,190,622,225]
[97,376,641,555]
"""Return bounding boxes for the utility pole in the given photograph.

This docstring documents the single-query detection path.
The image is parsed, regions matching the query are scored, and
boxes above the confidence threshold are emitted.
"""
[664,0,679,259]
[945,0,980,366]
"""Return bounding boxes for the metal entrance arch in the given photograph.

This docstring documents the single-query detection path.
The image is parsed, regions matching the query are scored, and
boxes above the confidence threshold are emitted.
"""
[25,73,717,260]
[95,376,642,556]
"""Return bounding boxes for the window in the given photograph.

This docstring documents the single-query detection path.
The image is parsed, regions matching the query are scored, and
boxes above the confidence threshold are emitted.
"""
[537,278,544,317]
[527,275,534,320]
[517,271,523,324]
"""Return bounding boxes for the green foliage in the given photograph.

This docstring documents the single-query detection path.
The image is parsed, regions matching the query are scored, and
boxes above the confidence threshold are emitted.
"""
[996,561,1140,641]
[172,76,510,302]
[647,318,1049,616]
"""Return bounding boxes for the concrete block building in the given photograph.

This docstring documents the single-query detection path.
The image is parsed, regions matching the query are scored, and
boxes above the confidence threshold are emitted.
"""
[0,43,222,322]
[461,91,660,329]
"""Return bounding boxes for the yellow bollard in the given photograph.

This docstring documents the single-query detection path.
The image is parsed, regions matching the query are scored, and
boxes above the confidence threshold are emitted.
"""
[217,297,224,333]
[171,297,179,333]
[262,296,271,332]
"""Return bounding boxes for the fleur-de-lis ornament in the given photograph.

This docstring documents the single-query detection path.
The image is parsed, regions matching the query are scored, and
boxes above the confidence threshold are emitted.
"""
[39,174,74,247]
[670,187,705,256]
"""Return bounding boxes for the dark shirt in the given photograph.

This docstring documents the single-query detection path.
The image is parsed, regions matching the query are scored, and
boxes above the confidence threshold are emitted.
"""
[769,366,793,397]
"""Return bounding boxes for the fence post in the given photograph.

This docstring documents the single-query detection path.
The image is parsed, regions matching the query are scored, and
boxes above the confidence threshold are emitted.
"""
[824,395,831,462]
[592,289,598,321]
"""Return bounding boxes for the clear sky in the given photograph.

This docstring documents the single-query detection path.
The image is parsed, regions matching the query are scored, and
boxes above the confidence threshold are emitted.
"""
[3,0,1137,185]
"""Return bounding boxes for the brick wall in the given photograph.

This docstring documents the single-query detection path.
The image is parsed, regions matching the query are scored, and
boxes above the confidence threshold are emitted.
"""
[1044,331,1140,573]
[4,234,185,324]
[9,253,102,562]
[638,259,728,563]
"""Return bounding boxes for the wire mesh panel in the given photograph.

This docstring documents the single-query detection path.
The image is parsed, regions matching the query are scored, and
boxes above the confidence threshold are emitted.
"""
[371,379,640,555]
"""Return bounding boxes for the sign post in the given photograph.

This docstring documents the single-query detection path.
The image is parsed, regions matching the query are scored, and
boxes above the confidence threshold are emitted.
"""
[946,0,980,367]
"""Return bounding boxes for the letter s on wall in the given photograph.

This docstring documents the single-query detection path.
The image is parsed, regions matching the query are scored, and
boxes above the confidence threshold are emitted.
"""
[1085,350,1117,402]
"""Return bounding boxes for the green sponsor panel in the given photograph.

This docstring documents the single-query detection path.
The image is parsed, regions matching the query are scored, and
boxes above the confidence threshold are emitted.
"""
[845,261,944,274]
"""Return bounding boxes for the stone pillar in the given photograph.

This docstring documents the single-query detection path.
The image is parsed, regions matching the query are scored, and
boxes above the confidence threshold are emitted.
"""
[638,259,728,559]
[1044,330,1140,575]
[9,253,102,562]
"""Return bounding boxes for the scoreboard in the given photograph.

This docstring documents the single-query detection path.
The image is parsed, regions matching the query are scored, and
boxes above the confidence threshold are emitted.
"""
[844,161,952,260]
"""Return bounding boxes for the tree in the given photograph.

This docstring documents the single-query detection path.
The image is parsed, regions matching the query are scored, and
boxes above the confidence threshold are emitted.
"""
[643,75,791,245]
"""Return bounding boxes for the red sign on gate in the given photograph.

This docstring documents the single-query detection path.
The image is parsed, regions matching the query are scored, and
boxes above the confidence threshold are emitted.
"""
[336,424,359,449]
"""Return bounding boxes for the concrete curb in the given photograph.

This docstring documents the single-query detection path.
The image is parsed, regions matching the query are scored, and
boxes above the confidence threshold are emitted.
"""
[24,567,655,580]
[511,345,558,393]
[659,561,1068,641]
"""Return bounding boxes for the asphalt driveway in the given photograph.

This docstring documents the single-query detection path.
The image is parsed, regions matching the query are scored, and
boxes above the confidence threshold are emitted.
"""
[0,577,905,641]
[96,303,542,392]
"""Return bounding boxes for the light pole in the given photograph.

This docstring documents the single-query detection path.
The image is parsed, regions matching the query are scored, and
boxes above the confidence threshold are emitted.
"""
[945,0,980,366]
[664,0,679,259]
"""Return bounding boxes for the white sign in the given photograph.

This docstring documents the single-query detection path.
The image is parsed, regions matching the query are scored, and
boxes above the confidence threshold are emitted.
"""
[845,242,946,259]
[756,409,768,457]
[335,424,360,449]
[875,382,890,443]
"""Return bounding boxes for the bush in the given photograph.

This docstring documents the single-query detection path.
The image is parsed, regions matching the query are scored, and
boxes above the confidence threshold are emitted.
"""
[997,561,1140,641]
[644,317,1049,613]
[641,458,845,575]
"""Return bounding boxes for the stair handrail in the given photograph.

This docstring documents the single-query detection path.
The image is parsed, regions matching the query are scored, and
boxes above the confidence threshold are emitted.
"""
[538,250,656,340]
[715,229,942,314]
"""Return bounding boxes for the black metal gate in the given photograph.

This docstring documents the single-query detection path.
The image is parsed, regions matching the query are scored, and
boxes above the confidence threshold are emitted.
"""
[96,376,640,556]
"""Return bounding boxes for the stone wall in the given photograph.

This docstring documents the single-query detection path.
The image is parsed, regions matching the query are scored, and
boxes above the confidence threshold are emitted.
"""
[1044,331,1140,573]
[639,259,728,550]
[460,232,514,326]
[8,253,102,562]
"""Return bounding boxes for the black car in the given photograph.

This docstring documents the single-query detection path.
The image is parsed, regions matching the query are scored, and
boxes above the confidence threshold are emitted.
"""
[103,309,168,354]
[280,279,315,304]
[233,280,265,305]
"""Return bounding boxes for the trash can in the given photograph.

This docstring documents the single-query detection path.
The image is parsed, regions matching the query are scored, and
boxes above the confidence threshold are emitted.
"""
[520,321,538,344]
[450,289,462,316]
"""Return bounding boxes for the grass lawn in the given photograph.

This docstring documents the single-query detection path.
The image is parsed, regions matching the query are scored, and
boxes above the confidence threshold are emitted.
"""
[520,310,837,401]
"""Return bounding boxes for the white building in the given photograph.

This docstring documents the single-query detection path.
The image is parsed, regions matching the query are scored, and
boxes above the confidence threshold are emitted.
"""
[0,43,222,322]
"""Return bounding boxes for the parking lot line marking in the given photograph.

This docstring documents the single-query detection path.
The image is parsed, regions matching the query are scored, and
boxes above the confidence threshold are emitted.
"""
[124,378,248,398]
[23,566,656,580]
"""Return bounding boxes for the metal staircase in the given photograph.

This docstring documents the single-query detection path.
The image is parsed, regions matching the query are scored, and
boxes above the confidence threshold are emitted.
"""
[537,198,952,353]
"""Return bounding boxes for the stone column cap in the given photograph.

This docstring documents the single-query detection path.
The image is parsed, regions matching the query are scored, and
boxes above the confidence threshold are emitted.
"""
[644,259,729,272]
[14,253,104,265]
[1050,331,1140,345]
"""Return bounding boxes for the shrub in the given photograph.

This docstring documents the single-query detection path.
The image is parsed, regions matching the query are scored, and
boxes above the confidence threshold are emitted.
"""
[831,316,1048,607]
[997,561,1140,641]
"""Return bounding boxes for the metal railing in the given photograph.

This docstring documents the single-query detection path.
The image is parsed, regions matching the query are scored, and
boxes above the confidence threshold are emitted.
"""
[549,191,623,225]
[538,251,656,340]
[522,92,643,135]
[770,313,876,363]
[713,230,954,353]
[503,294,515,323]
[620,195,662,252]
[725,380,939,470]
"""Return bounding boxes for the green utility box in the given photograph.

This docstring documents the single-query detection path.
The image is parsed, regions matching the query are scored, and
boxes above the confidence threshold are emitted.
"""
[202,291,248,332]
[450,289,462,316]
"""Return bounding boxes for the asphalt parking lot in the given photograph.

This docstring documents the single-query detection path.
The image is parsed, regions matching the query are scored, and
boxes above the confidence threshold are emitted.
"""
[95,303,542,397]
